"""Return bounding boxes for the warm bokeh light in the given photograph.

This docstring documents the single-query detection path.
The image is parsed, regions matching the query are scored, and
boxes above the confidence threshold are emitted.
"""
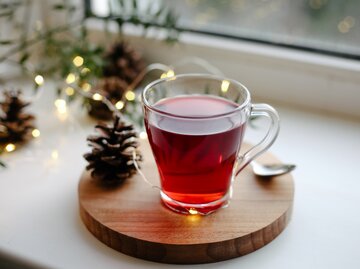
[54,99,66,107]
[139,131,147,140]
[51,150,59,160]
[92,93,103,101]
[66,73,76,84]
[115,101,124,110]
[54,99,67,114]
[81,83,91,92]
[32,129,41,138]
[187,214,201,223]
[81,67,90,74]
[34,75,44,86]
[5,143,16,152]
[338,16,355,33]
[160,70,175,79]
[166,70,175,78]
[65,87,75,96]
[188,208,198,215]
[125,91,136,101]
[73,56,84,67]
[221,80,230,93]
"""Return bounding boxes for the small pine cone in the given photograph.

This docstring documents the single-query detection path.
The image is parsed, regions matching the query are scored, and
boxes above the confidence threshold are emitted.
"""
[95,76,128,102]
[102,41,145,84]
[87,77,128,120]
[84,116,142,185]
[0,90,35,145]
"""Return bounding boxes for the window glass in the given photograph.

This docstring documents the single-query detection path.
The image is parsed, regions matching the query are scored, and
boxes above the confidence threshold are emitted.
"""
[89,0,360,60]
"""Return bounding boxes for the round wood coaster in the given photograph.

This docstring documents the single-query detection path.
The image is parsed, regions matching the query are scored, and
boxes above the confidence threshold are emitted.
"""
[78,141,294,264]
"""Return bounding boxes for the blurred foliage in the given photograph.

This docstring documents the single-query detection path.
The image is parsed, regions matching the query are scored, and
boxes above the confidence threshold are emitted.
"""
[0,0,180,90]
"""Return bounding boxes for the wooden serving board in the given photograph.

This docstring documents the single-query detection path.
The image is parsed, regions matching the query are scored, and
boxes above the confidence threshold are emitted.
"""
[78,141,294,264]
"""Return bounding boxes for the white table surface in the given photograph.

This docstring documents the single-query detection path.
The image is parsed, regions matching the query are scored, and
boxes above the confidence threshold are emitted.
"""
[1,86,360,269]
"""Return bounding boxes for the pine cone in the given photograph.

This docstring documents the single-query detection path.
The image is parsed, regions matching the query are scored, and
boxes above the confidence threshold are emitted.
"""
[87,41,145,120]
[87,77,128,120]
[84,116,142,185]
[102,41,145,84]
[0,90,35,145]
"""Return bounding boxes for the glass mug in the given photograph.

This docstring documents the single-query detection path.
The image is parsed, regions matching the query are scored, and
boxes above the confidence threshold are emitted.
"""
[142,74,279,215]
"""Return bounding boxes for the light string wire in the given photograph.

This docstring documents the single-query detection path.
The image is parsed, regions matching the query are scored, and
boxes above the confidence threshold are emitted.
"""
[67,63,172,117]
[1,56,222,214]
[66,58,224,213]
[0,60,46,156]
[0,61,169,161]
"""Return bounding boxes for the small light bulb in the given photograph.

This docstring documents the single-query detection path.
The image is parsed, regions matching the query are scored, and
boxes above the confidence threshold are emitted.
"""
[115,101,124,110]
[5,143,16,152]
[160,73,167,79]
[51,150,59,160]
[54,99,66,107]
[92,93,103,101]
[338,20,350,33]
[221,80,230,93]
[81,67,90,74]
[66,73,76,84]
[34,75,44,86]
[125,91,136,101]
[344,16,355,27]
[65,87,75,96]
[73,56,84,67]
[167,70,175,78]
[139,132,147,139]
[188,208,198,215]
[54,99,67,114]
[81,83,91,92]
[32,129,41,138]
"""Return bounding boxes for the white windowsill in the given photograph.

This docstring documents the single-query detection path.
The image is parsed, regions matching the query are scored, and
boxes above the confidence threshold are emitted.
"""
[1,19,360,269]
[1,83,360,269]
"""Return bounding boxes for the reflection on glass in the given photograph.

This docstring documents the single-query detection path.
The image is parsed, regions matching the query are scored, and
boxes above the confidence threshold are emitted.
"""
[166,0,360,59]
[89,0,360,59]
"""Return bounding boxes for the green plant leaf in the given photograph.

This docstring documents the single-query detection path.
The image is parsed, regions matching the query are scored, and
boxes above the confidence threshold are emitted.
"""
[56,87,62,96]
[53,4,66,10]
[0,0,180,129]
[0,160,6,168]
[131,0,137,11]
[19,52,29,64]
[0,10,13,17]
[0,40,13,45]
[154,6,165,18]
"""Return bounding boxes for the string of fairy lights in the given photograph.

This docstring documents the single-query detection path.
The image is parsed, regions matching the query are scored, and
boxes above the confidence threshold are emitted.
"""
[2,56,222,156]
[3,56,230,215]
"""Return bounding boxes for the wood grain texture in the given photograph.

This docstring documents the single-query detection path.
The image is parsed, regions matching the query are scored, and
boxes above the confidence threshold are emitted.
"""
[78,141,294,264]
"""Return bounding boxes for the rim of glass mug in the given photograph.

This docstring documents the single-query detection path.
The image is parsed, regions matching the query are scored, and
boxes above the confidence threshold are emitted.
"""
[141,73,251,119]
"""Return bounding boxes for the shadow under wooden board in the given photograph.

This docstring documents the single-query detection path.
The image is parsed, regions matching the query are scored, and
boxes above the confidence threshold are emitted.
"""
[78,141,294,264]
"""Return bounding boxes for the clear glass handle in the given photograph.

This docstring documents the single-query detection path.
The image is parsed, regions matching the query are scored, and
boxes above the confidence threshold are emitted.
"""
[236,103,280,176]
